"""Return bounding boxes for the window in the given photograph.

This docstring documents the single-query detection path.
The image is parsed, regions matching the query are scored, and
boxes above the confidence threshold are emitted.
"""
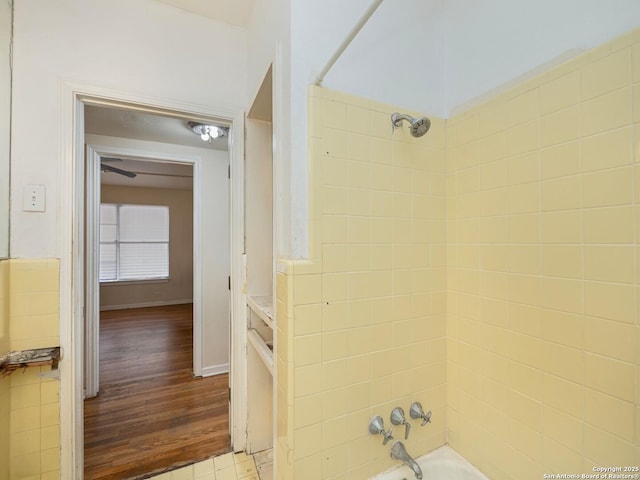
[99,203,170,282]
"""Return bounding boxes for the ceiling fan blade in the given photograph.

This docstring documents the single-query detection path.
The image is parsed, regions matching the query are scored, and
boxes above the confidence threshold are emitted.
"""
[101,164,137,178]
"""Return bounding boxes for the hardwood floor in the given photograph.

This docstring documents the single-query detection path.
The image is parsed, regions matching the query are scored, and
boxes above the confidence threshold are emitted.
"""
[84,304,231,480]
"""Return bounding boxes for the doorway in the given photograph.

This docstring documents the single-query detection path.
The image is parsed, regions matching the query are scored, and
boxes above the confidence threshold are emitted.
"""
[59,86,247,478]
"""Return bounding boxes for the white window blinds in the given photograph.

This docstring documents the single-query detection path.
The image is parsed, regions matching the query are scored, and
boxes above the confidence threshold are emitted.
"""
[99,203,169,282]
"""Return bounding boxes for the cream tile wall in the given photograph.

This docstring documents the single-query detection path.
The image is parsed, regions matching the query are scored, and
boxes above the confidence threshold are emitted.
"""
[446,28,640,479]
[1,260,10,480]
[277,87,447,479]
[3,259,60,480]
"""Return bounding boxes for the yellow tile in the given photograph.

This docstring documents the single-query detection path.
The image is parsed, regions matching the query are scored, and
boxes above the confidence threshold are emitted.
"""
[347,217,371,243]
[322,186,349,215]
[581,48,631,101]
[541,176,581,211]
[214,452,235,471]
[295,365,322,397]
[322,215,347,244]
[347,138,371,166]
[295,304,322,336]
[508,332,542,369]
[507,152,538,185]
[193,458,214,476]
[507,182,539,214]
[508,361,542,400]
[294,334,321,367]
[508,274,540,306]
[41,425,59,450]
[40,403,59,427]
[322,99,347,130]
[541,277,582,314]
[582,166,633,208]
[322,386,348,420]
[9,451,40,478]
[322,330,348,361]
[371,164,393,191]
[322,128,347,158]
[582,87,632,136]
[509,419,542,461]
[541,309,583,349]
[584,281,634,324]
[10,429,40,457]
[540,142,580,180]
[584,245,634,284]
[370,137,392,164]
[508,214,539,244]
[542,438,582,476]
[542,374,582,417]
[542,405,582,452]
[581,127,633,172]
[215,467,237,480]
[584,388,634,442]
[541,245,581,279]
[540,106,580,147]
[506,88,539,127]
[633,42,640,82]
[509,303,541,339]
[9,405,40,433]
[584,352,634,402]
[541,341,583,383]
[505,120,539,157]
[10,383,40,409]
[584,423,635,466]
[347,105,370,135]
[541,210,582,244]
[322,273,347,303]
[477,102,506,137]
[322,156,349,187]
[540,70,580,115]
[583,206,634,244]
[322,444,347,478]
[634,83,640,123]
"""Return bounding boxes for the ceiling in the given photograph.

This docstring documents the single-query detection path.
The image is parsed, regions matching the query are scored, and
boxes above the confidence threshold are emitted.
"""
[153,0,255,27]
[85,106,228,189]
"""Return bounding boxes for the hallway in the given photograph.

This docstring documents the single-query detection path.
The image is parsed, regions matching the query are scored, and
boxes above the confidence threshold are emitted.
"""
[84,305,231,479]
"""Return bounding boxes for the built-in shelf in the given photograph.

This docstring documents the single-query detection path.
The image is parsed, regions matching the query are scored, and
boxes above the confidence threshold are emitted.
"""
[0,347,60,377]
[247,295,274,330]
[247,329,274,375]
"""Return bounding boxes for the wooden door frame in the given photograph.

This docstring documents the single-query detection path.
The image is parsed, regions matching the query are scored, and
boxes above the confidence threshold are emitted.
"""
[58,83,247,477]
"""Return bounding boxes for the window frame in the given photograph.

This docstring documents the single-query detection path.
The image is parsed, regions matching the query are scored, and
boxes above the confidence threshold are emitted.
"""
[99,203,170,284]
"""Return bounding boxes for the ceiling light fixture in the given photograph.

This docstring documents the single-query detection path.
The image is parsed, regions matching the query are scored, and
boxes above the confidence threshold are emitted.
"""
[187,121,228,143]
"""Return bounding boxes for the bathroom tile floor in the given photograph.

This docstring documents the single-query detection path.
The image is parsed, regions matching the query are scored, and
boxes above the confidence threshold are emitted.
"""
[148,450,273,480]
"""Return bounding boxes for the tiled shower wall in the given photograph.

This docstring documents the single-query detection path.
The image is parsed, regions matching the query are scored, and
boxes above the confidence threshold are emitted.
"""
[276,86,448,479]
[446,29,640,478]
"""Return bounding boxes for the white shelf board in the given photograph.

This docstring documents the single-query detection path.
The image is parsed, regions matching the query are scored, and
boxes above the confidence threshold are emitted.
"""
[247,295,274,330]
[247,328,274,375]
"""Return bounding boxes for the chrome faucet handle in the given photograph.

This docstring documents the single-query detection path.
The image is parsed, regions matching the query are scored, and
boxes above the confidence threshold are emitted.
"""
[369,415,394,445]
[409,402,432,427]
[390,407,411,440]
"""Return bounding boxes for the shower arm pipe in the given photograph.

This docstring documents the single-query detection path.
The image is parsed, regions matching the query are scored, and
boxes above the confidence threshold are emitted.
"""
[313,0,384,86]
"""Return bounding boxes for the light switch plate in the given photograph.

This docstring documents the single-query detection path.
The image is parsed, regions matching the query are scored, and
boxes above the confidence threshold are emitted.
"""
[23,185,46,212]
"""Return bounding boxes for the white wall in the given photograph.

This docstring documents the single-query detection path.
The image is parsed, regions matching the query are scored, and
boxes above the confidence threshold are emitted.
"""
[246,0,292,258]
[443,0,640,113]
[10,0,246,258]
[0,0,10,259]
[86,134,230,373]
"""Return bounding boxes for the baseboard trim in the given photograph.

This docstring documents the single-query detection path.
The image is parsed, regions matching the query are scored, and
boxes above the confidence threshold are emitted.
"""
[201,363,230,377]
[100,299,193,311]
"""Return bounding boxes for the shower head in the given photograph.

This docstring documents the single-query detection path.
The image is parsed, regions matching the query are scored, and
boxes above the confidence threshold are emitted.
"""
[391,112,431,137]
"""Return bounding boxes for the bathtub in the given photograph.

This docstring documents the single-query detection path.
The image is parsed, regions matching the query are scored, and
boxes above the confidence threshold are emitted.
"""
[370,445,489,480]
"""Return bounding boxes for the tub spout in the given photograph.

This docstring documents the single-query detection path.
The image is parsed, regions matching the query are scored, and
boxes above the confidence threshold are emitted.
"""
[390,441,422,480]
